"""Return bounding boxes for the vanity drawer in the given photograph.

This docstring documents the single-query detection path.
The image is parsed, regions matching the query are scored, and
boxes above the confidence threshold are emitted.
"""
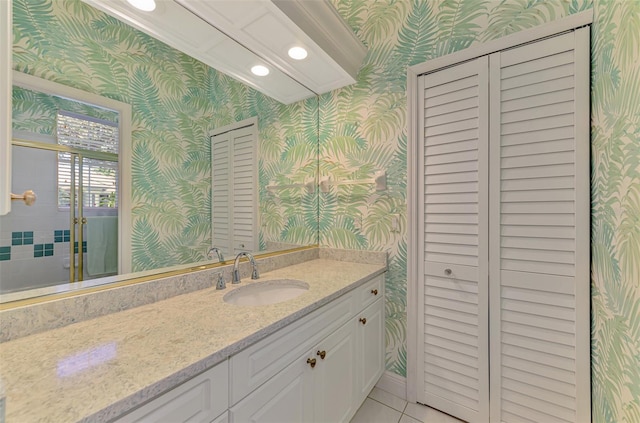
[115,359,228,423]
[229,291,355,405]
[358,275,384,311]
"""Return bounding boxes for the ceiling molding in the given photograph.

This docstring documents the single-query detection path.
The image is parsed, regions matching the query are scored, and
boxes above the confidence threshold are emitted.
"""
[272,0,367,80]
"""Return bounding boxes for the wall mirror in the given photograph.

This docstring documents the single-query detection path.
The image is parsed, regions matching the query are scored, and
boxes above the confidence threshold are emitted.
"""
[0,0,319,303]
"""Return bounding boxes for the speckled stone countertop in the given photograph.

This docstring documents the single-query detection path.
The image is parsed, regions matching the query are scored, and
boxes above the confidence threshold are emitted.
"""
[0,259,385,422]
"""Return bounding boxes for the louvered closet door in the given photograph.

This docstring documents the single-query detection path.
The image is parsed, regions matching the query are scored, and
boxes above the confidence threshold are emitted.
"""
[230,125,257,253]
[211,124,257,257]
[489,29,590,423]
[417,57,489,423]
[212,131,231,256]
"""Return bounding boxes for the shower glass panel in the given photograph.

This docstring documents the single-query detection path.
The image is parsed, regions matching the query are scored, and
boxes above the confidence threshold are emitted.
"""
[0,142,118,294]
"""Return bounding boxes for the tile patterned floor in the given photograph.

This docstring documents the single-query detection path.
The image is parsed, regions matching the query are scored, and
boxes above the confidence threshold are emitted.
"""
[350,387,464,423]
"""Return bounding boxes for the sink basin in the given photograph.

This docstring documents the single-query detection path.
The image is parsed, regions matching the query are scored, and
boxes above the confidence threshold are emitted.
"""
[223,279,309,306]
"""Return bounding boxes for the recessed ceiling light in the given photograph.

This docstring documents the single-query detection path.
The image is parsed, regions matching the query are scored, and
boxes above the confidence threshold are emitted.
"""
[251,65,270,76]
[126,0,156,12]
[288,46,308,60]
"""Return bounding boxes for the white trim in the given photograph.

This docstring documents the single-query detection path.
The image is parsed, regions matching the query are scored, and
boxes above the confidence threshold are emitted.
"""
[0,0,11,216]
[415,73,426,407]
[375,371,407,400]
[209,116,258,138]
[405,65,419,404]
[272,0,367,81]
[408,9,593,76]
[12,71,133,274]
[574,26,592,423]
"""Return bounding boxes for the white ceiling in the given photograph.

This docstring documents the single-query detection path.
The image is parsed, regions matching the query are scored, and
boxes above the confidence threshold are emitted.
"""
[82,0,366,104]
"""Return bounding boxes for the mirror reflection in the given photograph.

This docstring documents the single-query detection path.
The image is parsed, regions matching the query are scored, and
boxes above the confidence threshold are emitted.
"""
[5,83,124,293]
[1,0,319,300]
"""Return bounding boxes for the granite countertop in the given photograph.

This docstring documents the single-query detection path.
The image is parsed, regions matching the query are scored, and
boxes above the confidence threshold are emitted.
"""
[0,259,385,422]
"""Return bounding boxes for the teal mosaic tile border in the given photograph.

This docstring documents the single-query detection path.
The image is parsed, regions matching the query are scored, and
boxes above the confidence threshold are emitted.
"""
[3,230,89,262]
[0,246,10,261]
[11,231,33,246]
[34,244,54,258]
[54,230,71,243]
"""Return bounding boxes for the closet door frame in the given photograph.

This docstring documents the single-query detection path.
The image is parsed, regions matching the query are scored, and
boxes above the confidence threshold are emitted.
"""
[406,9,592,406]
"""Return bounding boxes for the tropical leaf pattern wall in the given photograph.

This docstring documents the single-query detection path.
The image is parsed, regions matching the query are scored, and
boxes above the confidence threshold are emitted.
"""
[12,0,318,272]
[324,0,639,420]
[12,86,119,134]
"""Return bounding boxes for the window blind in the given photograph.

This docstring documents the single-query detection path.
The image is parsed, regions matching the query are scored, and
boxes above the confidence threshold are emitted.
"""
[56,110,119,208]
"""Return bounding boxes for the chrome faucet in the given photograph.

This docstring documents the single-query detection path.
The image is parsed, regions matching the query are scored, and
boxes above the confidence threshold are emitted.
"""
[207,247,225,263]
[232,252,259,284]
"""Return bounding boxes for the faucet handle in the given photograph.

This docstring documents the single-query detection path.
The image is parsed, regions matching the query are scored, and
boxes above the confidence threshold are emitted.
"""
[216,273,226,290]
[251,267,260,280]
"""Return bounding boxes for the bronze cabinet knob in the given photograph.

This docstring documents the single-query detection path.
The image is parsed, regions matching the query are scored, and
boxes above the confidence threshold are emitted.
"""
[317,350,326,360]
[371,289,378,295]
[307,358,317,368]
[359,318,367,325]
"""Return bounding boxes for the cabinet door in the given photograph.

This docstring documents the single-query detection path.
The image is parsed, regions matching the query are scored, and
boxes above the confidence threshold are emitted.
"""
[356,298,384,402]
[115,361,228,423]
[314,320,358,423]
[230,353,314,423]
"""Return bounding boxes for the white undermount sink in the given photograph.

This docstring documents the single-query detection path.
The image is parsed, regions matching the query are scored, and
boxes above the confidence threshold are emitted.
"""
[223,279,309,306]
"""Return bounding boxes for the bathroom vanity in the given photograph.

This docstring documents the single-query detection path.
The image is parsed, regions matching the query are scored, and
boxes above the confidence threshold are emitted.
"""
[0,252,386,422]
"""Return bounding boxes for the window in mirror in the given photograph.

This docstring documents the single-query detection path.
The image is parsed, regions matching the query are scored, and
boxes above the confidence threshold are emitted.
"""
[56,110,119,209]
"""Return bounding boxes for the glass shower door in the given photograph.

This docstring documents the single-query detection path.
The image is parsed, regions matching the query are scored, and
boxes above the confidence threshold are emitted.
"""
[0,142,118,295]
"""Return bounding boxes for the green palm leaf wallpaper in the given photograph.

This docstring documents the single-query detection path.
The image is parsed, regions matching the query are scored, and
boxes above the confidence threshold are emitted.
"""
[11,0,640,419]
[12,0,318,272]
[322,0,639,420]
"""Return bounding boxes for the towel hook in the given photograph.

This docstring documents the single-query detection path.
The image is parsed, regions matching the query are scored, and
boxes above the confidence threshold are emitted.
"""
[10,190,37,206]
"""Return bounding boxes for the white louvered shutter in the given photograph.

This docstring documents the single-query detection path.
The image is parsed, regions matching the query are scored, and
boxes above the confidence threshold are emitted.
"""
[417,57,490,423]
[212,131,231,256]
[211,124,257,257]
[489,29,590,423]
[230,125,257,254]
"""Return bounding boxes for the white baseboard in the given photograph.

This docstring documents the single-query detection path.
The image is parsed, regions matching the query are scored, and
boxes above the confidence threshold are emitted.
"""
[376,371,407,400]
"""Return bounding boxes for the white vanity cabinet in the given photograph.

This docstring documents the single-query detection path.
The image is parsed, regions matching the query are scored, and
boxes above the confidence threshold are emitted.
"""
[115,274,385,423]
[228,311,359,423]
[230,274,384,423]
